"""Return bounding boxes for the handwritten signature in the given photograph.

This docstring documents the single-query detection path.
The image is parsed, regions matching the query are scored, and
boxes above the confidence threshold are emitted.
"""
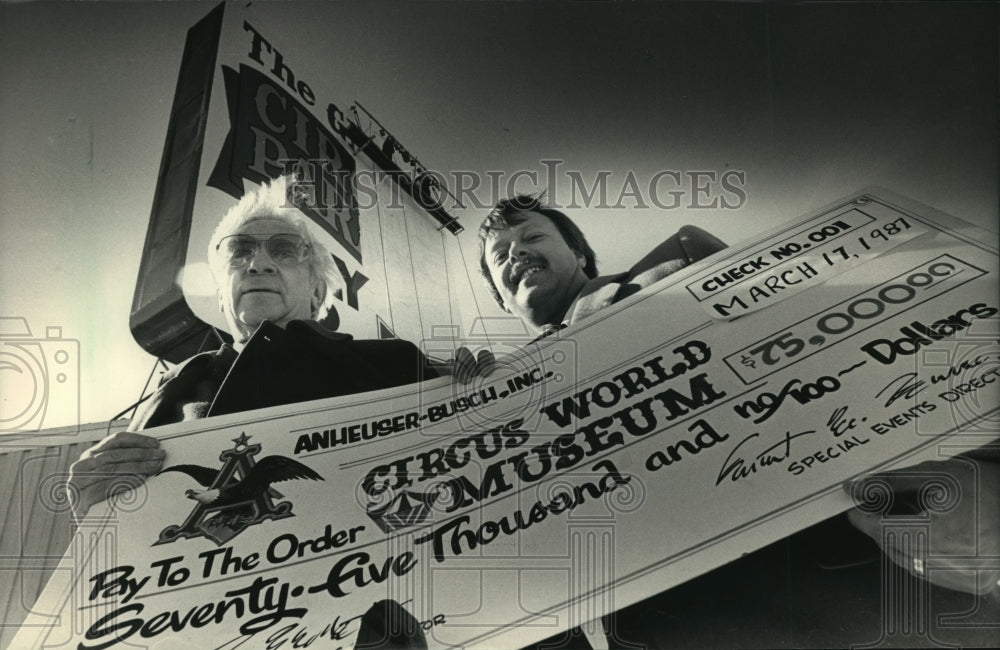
[929,351,1000,384]
[875,372,926,408]
[716,429,815,485]
[262,614,360,649]
[826,406,859,437]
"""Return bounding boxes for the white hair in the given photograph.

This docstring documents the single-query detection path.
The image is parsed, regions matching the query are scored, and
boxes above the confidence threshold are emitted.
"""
[207,175,339,321]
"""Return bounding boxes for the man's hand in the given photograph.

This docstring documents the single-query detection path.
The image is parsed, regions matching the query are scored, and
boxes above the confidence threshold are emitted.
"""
[846,456,1000,596]
[451,347,497,385]
[66,431,166,524]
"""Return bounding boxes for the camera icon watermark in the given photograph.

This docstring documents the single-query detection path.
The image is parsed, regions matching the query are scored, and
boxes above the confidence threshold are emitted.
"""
[421,316,580,434]
[912,315,1000,437]
[0,317,80,433]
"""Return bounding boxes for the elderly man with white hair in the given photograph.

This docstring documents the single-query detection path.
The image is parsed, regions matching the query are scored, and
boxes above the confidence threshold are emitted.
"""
[67,175,438,521]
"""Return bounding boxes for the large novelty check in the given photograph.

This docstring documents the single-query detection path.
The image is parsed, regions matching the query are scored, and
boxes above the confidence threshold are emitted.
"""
[15,190,999,649]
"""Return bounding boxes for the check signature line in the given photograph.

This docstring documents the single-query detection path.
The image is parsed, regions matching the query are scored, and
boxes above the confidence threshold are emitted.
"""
[716,430,816,485]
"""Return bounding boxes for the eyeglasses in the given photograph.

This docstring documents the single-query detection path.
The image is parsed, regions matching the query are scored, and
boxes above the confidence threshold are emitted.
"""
[216,234,310,268]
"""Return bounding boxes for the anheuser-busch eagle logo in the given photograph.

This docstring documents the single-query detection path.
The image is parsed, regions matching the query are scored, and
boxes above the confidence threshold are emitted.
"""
[155,433,323,546]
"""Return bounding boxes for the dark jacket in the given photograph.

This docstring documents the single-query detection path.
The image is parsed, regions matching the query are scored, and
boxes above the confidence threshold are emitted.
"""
[131,320,437,431]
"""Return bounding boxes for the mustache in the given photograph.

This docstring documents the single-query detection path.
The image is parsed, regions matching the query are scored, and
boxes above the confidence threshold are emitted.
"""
[506,256,547,286]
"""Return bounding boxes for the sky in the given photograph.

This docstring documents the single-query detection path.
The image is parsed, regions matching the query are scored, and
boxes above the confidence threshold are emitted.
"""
[1,1,997,433]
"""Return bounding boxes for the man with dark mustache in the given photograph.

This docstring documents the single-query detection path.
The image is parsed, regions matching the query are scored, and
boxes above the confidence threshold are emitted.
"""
[477,195,723,340]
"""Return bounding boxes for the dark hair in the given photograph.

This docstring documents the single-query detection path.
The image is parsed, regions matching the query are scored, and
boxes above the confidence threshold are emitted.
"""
[477,194,598,309]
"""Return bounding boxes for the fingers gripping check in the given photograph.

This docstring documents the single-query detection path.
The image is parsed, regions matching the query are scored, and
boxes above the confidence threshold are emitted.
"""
[453,347,498,385]
[66,431,165,522]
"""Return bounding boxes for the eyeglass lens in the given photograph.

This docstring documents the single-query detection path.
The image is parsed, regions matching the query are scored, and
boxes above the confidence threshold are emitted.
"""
[219,234,307,267]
